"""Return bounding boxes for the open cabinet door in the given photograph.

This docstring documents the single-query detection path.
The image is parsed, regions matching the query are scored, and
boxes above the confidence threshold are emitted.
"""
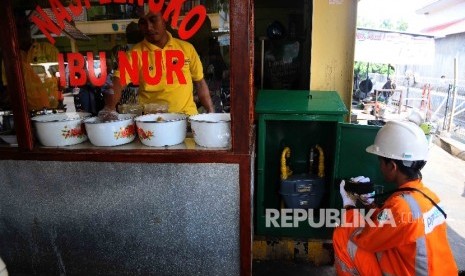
[332,123,396,208]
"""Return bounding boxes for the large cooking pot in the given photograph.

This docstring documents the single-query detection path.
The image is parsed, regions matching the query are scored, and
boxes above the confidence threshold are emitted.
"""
[135,113,187,147]
[31,112,91,147]
[84,114,136,147]
[189,113,231,148]
[359,78,373,93]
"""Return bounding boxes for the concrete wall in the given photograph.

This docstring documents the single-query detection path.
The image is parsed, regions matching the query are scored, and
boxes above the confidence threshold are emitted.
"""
[0,161,240,275]
[410,33,465,86]
[311,0,358,111]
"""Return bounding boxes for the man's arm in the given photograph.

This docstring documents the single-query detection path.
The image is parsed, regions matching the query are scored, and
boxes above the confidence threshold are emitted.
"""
[99,76,125,121]
[103,76,124,110]
[193,78,214,113]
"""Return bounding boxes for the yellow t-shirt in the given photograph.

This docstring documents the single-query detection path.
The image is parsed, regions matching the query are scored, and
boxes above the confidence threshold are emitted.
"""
[27,41,59,63]
[1,51,51,111]
[114,32,204,115]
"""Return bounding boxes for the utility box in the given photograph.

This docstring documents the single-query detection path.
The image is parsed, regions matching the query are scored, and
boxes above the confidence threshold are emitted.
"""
[255,90,389,239]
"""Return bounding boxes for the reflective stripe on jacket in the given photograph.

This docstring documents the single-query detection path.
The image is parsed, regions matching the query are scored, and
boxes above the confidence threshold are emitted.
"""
[350,180,458,275]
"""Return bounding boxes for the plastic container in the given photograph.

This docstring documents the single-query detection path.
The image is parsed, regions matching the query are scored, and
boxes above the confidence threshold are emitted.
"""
[143,101,169,114]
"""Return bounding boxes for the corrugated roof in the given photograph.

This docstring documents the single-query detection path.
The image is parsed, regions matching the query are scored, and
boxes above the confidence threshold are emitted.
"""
[29,8,91,41]
[420,17,465,36]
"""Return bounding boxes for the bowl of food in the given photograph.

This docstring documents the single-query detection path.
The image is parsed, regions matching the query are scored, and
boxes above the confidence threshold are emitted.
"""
[135,113,188,147]
[31,112,91,147]
[189,113,231,148]
[84,114,136,147]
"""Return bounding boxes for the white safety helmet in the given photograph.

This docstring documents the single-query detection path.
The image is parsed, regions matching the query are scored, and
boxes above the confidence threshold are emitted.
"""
[366,120,428,161]
[407,110,425,126]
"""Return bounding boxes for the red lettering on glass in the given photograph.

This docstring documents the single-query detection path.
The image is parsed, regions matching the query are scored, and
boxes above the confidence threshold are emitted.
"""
[166,50,186,84]
[119,51,140,86]
[142,50,163,85]
[68,0,91,17]
[178,6,207,40]
[30,6,62,44]
[162,0,184,29]
[148,0,164,13]
[87,52,107,86]
[49,0,72,29]
[58,50,189,87]
[32,0,207,43]
[68,53,87,87]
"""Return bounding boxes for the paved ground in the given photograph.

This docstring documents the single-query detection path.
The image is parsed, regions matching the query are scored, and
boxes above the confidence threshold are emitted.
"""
[253,140,465,275]
[424,140,465,271]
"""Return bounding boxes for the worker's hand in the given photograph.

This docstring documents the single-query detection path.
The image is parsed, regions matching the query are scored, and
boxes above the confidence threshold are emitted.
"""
[339,180,356,207]
[358,192,375,206]
[350,176,370,183]
[98,107,119,122]
[350,176,375,206]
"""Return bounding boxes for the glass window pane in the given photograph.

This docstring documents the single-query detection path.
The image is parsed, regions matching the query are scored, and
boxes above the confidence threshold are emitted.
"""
[6,0,231,150]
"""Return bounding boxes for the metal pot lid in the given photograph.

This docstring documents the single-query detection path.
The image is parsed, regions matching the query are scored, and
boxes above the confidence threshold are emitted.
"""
[84,114,136,124]
[31,112,92,123]
[135,113,187,123]
[189,113,231,123]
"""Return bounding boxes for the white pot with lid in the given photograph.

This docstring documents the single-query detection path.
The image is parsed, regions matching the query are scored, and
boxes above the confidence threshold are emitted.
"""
[84,114,137,147]
[135,113,187,147]
[31,112,91,147]
[189,113,231,148]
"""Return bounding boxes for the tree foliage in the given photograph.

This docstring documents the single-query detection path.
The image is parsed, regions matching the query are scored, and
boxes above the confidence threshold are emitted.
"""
[357,17,409,32]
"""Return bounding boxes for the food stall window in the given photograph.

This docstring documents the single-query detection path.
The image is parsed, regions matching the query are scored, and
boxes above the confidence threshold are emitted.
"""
[0,0,242,153]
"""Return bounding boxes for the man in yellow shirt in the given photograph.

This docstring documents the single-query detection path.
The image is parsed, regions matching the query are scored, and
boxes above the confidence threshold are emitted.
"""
[100,9,214,120]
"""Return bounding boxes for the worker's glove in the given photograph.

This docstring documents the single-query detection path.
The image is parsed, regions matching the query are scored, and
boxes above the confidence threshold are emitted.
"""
[98,107,119,122]
[350,176,375,206]
[350,176,370,183]
[358,192,375,206]
[339,180,356,207]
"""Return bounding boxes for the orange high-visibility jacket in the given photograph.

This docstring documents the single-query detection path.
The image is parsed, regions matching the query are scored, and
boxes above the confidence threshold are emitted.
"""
[348,179,457,275]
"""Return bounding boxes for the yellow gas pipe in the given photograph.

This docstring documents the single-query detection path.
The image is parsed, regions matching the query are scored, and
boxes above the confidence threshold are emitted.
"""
[315,145,325,178]
[280,147,292,180]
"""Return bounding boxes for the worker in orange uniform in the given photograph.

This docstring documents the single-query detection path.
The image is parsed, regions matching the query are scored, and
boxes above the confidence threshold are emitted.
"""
[333,120,458,275]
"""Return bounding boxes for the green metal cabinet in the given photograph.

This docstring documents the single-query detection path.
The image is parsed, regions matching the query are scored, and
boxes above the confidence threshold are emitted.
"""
[255,90,390,239]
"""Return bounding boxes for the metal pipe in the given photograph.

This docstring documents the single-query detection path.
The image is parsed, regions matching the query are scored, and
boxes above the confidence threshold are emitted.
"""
[443,84,452,130]
[447,57,459,132]
[260,37,266,89]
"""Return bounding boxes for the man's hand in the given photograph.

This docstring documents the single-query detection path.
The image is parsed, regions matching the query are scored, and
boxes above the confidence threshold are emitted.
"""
[194,79,214,113]
[98,107,119,122]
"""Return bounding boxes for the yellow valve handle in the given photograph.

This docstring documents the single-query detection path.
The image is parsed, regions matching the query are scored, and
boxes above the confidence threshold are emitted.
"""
[315,145,325,178]
[280,147,292,180]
